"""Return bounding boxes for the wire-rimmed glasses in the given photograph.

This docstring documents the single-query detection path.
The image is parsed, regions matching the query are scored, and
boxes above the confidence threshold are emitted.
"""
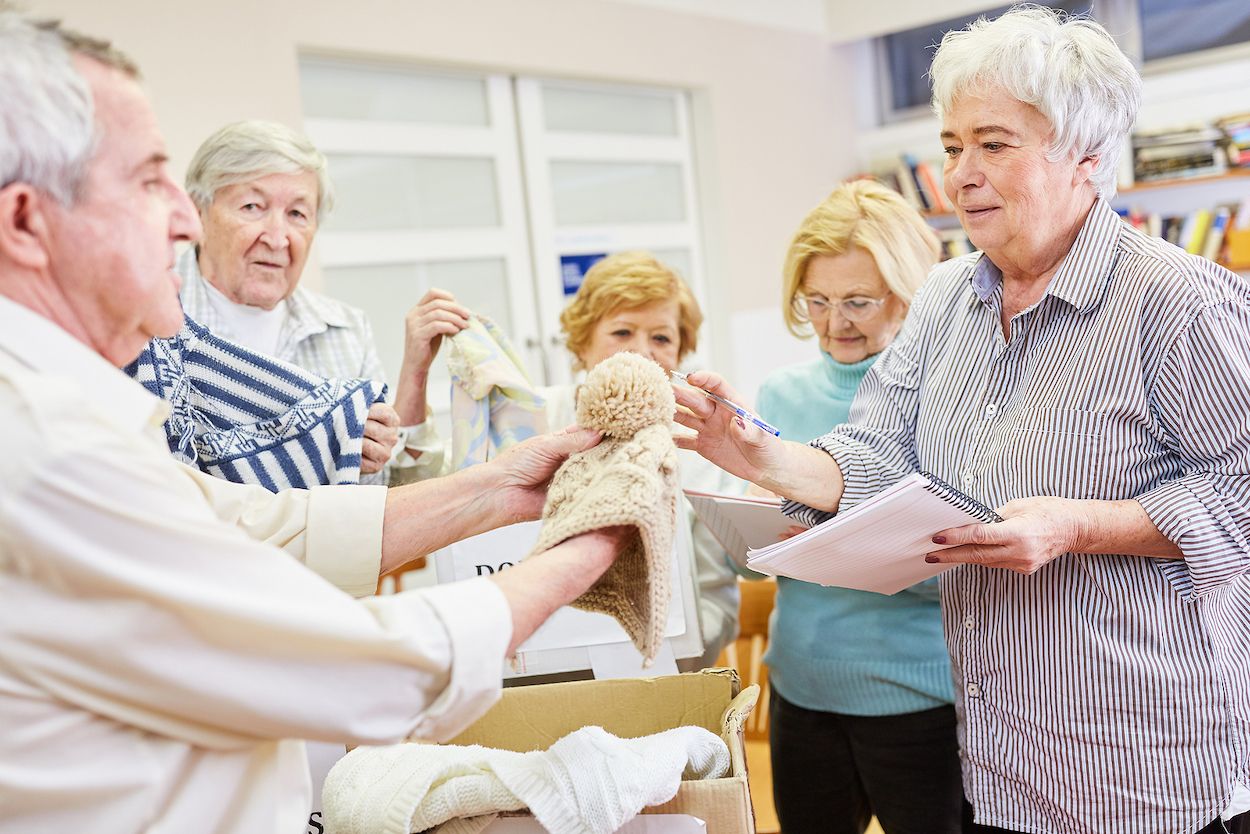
[792,293,889,323]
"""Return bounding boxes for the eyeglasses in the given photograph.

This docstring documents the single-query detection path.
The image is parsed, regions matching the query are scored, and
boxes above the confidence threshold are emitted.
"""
[792,293,889,323]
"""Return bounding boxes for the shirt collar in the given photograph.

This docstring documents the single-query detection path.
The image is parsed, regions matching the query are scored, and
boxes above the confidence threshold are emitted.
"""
[968,197,1121,314]
[0,295,169,434]
[176,247,227,335]
[1046,198,1122,313]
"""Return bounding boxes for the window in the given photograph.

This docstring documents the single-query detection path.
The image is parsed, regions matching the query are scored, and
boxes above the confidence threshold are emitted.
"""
[879,1,1250,121]
[1140,0,1250,62]
[878,2,1092,119]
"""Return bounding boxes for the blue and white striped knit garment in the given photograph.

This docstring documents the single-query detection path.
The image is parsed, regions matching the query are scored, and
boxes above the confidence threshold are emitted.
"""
[125,317,386,491]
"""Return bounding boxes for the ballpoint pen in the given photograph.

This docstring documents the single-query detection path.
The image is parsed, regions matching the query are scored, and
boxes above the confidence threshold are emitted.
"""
[670,370,781,437]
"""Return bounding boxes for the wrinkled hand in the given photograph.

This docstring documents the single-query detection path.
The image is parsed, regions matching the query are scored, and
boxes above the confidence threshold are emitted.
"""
[671,370,786,484]
[777,524,807,541]
[399,288,472,380]
[361,402,400,475]
[488,426,604,523]
[925,496,1086,574]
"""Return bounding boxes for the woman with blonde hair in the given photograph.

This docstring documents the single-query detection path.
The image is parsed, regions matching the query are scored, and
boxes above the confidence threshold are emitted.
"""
[553,251,740,668]
[752,180,961,834]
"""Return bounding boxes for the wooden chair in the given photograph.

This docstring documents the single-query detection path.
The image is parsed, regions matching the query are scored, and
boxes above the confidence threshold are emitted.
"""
[716,578,779,833]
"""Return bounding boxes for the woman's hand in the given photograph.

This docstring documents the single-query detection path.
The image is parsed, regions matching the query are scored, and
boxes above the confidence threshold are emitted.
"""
[925,495,1182,574]
[672,370,789,487]
[360,402,400,475]
[924,496,1092,574]
[392,288,473,425]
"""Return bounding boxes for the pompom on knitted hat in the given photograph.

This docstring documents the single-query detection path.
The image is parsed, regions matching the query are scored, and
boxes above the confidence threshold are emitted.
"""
[529,351,680,665]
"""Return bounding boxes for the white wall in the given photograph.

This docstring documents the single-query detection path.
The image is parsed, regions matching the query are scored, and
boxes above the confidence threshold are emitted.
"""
[28,0,862,392]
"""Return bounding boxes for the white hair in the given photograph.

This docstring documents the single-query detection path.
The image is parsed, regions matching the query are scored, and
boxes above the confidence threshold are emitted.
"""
[0,13,96,205]
[929,4,1141,198]
[185,120,335,220]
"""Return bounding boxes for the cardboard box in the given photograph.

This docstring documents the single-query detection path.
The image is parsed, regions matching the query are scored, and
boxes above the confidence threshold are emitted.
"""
[447,669,759,833]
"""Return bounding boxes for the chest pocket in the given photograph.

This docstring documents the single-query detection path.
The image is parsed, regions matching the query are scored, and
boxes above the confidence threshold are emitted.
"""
[1008,406,1106,500]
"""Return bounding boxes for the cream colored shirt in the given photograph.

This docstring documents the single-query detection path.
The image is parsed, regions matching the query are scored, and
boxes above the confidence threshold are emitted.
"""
[0,296,512,834]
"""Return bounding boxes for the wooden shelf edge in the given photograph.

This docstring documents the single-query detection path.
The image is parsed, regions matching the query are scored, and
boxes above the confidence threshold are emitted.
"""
[1118,168,1250,196]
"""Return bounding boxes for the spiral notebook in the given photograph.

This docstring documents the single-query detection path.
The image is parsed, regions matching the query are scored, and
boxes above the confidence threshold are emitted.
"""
[745,471,1002,595]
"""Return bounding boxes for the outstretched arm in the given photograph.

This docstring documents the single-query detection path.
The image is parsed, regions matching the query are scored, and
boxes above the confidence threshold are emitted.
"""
[379,426,603,574]
[672,369,845,511]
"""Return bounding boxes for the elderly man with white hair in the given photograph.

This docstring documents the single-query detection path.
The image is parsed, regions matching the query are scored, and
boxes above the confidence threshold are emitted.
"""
[176,119,470,484]
[0,12,631,834]
[676,7,1250,834]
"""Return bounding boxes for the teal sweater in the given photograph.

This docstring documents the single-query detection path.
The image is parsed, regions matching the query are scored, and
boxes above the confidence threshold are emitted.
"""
[755,352,954,716]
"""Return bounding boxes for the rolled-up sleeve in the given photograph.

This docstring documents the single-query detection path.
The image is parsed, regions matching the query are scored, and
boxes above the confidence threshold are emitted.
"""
[1138,300,1250,598]
[782,338,925,527]
[184,466,386,598]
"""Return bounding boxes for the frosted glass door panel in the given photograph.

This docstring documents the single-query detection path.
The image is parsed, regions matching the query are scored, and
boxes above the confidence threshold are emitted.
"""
[326,155,500,231]
[300,61,489,125]
[541,86,678,136]
[322,258,511,386]
[549,161,686,226]
[649,248,693,283]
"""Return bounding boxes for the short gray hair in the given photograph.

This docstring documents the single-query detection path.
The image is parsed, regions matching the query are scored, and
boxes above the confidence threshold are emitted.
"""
[929,4,1141,198]
[0,10,139,205]
[185,120,335,220]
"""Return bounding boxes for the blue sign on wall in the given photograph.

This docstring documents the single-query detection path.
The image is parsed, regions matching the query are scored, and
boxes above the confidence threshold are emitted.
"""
[559,252,608,296]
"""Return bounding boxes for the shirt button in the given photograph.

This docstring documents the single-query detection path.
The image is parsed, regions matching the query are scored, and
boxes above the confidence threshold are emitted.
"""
[963,474,974,487]
[983,402,998,418]
[966,682,981,698]
[964,615,975,630]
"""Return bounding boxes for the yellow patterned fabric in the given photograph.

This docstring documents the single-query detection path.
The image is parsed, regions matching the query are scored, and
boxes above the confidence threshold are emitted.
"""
[445,316,546,470]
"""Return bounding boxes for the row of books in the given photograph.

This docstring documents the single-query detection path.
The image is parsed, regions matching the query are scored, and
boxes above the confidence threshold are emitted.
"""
[1132,124,1226,183]
[1119,198,1250,265]
[1131,113,1250,183]
[873,154,951,214]
[1218,113,1250,169]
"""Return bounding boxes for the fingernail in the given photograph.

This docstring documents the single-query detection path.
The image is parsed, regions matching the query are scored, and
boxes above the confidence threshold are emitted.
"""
[925,555,940,563]
[734,417,745,430]
[931,535,946,545]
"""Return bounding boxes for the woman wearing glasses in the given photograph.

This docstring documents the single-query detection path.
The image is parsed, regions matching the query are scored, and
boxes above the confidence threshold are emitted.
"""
[753,179,961,834]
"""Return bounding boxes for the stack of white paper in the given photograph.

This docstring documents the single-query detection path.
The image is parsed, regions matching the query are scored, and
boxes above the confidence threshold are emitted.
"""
[683,489,791,569]
[744,473,996,595]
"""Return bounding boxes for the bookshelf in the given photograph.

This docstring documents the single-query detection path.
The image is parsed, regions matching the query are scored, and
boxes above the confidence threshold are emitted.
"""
[908,170,1250,271]
[1119,168,1250,196]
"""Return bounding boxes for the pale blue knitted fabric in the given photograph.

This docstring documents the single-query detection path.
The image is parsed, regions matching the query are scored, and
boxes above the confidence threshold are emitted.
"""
[755,352,954,716]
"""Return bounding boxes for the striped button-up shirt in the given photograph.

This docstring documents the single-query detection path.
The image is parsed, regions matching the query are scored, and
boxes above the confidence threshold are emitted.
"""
[786,199,1250,833]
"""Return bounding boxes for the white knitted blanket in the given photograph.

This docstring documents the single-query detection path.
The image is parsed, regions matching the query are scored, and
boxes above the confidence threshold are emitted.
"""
[322,725,729,834]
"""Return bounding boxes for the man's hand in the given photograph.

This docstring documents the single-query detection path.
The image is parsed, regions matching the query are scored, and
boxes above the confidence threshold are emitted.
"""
[361,402,400,475]
[485,426,603,525]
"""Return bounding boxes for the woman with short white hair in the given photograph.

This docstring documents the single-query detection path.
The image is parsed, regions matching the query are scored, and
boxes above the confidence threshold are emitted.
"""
[178,120,473,485]
[675,7,1250,834]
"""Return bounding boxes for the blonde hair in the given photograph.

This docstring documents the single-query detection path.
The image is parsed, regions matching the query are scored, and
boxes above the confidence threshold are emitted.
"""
[781,180,939,339]
[560,251,702,371]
